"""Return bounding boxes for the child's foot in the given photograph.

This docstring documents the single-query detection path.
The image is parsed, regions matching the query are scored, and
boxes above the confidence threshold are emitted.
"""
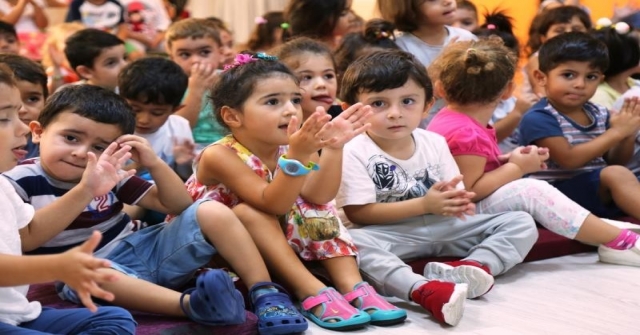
[598,239,640,266]
[411,281,467,326]
[180,269,246,325]
[343,282,407,326]
[423,260,494,298]
[249,282,308,335]
[300,287,370,331]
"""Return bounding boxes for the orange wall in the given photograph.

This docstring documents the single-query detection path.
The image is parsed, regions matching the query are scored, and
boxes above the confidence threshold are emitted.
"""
[471,0,628,45]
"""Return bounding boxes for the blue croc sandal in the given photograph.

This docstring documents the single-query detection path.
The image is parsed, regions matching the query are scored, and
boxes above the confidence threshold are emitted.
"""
[250,282,308,335]
[180,269,246,325]
[300,287,370,331]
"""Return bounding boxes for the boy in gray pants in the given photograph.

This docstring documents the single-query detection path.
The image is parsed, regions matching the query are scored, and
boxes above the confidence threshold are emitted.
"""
[336,50,538,327]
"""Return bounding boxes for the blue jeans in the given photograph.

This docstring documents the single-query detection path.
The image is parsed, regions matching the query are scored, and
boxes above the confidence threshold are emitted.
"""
[0,307,136,334]
[59,199,217,303]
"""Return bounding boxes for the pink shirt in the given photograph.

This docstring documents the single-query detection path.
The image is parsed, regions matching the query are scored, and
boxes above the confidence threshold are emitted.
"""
[427,108,502,172]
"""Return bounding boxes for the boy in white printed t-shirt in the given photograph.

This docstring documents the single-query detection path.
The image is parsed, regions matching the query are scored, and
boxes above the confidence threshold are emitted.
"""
[65,0,127,40]
[118,56,194,181]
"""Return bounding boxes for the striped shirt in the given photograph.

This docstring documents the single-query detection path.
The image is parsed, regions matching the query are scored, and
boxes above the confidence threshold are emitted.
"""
[2,159,153,257]
[518,98,609,182]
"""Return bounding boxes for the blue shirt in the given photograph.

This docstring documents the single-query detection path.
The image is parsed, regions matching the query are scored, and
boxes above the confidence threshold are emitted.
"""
[518,98,610,182]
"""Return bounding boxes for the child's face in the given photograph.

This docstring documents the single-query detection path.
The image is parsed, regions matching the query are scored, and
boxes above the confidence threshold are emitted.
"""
[536,61,602,111]
[0,33,19,55]
[293,53,338,120]
[218,30,236,68]
[16,80,45,125]
[0,84,30,172]
[419,0,458,26]
[82,44,127,91]
[332,0,354,37]
[169,37,221,75]
[543,16,588,42]
[31,111,123,182]
[127,99,175,134]
[232,75,302,145]
[452,8,478,32]
[356,79,428,142]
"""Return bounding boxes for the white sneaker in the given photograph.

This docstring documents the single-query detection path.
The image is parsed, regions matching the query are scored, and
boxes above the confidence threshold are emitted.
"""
[423,262,495,299]
[598,240,640,266]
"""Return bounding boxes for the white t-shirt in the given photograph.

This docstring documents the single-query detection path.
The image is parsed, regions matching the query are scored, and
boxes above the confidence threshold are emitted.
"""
[395,26,476,67]
[336,129,463,226]
[136,114,193,170]
[0,177,41,326]
[0,0,45,33]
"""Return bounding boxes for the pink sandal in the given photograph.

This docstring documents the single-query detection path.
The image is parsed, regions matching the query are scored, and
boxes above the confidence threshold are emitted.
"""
[344,282,407,326]
[300,287,370,331]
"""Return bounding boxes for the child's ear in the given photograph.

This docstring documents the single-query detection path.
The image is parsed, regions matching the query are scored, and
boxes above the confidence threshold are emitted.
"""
[220,106,241,128]
[76,65,93,80]
[532,69,547,88]
[433,80,446,101]
[423,96,434,117]
[29,121,44,143]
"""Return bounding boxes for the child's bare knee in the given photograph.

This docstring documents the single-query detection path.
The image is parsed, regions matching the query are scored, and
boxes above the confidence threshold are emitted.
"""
[600,165,636,186]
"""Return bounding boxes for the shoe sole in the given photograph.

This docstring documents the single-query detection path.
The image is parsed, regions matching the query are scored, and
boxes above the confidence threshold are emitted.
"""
[442,284,467,327]
[424,263,494,299]
[598,245,640,266]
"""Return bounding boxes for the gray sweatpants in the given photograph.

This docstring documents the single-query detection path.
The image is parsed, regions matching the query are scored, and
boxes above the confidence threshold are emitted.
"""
[349,211,537,301]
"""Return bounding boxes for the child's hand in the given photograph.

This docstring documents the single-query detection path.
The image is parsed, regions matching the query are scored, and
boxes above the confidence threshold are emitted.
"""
[189,62,218,92]
[438,175,476,217]
[508,146,545,174]
[513,93,539,115]
[48,43,66,68]
[319,103,372,149]
[117,135,162,170]
[422,179,475,218]
[610,97,640,138]
[172,138,196,165]
[80,142,135,197]
[55,231,119,313]
[287,111,332,158]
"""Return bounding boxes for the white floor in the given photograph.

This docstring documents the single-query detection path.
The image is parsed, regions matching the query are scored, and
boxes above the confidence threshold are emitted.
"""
[306,253,640,335]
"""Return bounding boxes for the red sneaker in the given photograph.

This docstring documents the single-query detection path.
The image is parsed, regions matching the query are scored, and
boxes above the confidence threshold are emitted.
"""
[423,260,494,299]
[411,281,466,326]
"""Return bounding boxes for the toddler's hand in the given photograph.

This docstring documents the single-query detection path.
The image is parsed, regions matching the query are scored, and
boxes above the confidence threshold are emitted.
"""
[117,135,162,170]
[55,231,119,313]
[422,178,475,219]
[610,97,640,138]
[508,146,545,174]
[319,103,372,149]
[80,142,135,197]
[437,175,476,217]
[287,111,332,158]
[172,138,196,165]
[189,62,218,92]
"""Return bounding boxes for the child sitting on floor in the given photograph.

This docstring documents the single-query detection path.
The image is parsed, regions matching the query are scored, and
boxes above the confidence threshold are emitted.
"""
[337,49,538,326]
[181,52,408,331]
[2,84,304,334]
[0,64,137,334]
[427,38,640,267]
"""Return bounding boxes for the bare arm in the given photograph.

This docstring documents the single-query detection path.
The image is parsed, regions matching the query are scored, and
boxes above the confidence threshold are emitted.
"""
[0,0,28,24]
[455,155,525,201]
[535,133,626,169]
[343,200,428,225]
[30,0,48,30]
[176,64,218,128]
[301,148,341,204]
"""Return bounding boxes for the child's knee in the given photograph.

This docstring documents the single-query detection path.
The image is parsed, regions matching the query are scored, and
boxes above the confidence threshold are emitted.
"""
[600,165,637,187]
[195,200,236,227]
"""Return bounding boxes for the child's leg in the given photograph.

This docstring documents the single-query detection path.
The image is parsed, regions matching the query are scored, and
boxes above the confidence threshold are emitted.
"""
[476,178,620,244]
[600,165,640,219]
[232,203,326,299]
[15,306,136,334]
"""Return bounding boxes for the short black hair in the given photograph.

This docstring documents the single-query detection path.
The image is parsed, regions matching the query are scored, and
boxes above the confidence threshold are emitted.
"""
[0,21,17,38]
[284,0,348,39]
[0,54,48,98]
[39,85,135,135]
[64,28,124,71]
[210,53,297,132]
[118,57,188,107]
[340,49,433,105]
[592,28,640,77]
[538,32,609,74]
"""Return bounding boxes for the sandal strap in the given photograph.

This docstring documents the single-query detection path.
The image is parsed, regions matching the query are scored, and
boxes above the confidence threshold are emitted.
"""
[343,283,371,302]
[301,290,331,311]
[301,287,360,322]
[344,282,398,311]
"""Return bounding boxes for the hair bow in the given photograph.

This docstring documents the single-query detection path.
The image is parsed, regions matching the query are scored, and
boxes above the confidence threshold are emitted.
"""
[596,17,631,34]
[255,16,268,25]
[487,24,496,30]
[280,22,290,30]
[223,53,278,71]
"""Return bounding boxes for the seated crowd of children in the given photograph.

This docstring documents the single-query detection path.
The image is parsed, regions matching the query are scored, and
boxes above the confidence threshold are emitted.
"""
[2,0,640,334]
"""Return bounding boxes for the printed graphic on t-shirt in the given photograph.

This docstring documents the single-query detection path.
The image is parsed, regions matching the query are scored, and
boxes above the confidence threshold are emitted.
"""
[367,155,437,203]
